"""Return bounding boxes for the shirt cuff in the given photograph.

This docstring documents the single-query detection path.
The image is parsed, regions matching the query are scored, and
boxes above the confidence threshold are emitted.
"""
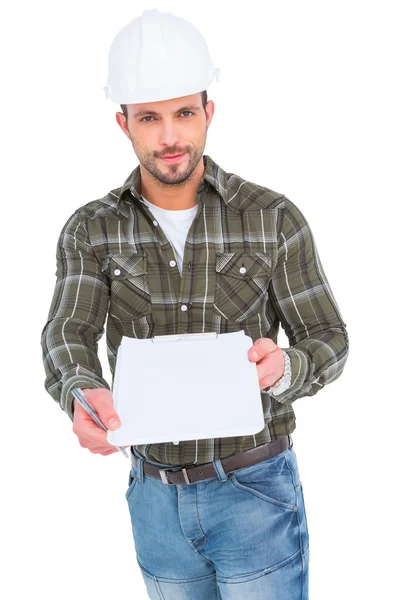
[61,375,110,422]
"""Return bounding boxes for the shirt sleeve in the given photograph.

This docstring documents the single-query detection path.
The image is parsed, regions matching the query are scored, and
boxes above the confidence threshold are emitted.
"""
[40,210,110,422]
[267,197,350,403]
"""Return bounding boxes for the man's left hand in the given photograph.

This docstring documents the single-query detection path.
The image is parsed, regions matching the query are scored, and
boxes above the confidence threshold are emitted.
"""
[248,338,285,390]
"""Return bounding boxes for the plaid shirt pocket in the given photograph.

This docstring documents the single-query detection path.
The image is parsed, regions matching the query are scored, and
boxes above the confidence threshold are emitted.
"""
[214,252,273,322]
[102,252,151,321]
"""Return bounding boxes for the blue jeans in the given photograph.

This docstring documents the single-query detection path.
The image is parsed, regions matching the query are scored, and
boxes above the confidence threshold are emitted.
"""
[125,437,309,599]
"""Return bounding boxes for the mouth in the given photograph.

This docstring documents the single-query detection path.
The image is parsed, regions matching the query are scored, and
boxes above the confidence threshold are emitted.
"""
[160,154,184,163]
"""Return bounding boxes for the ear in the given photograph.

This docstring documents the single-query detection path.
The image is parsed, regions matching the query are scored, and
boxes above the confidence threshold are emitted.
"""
[115,111,131,140]
[205,100,215,129]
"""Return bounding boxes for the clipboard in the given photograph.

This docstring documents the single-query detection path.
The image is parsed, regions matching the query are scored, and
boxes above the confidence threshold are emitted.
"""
[107,331,265,447]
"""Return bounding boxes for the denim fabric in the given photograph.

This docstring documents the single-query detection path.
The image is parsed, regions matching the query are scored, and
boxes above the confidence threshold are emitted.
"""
[125,439,309,599]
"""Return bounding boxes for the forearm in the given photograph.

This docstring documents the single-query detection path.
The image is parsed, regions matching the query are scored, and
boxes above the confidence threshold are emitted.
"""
[41,210,110,421]
[269,196,349,403]
[41,319,110,421]
[270,327,349,403]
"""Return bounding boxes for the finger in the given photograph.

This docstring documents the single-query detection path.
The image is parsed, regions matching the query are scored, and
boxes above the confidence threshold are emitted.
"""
[259,373,277,389]
[248,338,277,361]
[253,352,281,384]
[80,388,121,430]
[81,435,117,450]
[75,424,111,448]
[73,411,108,435]
[256,364,276,387]
[256,364,275,380]
[89,446,118,455]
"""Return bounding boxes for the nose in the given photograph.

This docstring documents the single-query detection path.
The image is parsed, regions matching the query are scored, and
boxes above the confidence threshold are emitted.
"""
[158,121,181,151]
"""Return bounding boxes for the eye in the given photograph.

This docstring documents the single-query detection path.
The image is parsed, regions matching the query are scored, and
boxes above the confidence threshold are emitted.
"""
[140,111,194,123]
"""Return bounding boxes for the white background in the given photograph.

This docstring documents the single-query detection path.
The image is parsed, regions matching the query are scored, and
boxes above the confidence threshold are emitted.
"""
[1,1,398,598]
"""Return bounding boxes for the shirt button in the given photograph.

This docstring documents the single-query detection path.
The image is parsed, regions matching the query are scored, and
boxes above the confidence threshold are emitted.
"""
[169,260,176,267]
[114,269,121,276]
[239,267,247,274]
[153,220,158,226]
[181,305,188,312]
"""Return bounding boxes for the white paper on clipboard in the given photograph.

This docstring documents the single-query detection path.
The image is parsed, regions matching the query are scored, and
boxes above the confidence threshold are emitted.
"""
[107,330,265,447]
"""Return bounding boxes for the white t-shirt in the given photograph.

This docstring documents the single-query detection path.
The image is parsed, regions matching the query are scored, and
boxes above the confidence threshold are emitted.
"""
[141,195,198,275]
[141,195,198,445]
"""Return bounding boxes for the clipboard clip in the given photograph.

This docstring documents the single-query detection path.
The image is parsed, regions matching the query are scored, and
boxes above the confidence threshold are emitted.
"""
[151,332,219,343]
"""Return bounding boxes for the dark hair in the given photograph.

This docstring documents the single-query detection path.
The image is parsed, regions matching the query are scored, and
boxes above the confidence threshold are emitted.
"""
[120,89,208,120]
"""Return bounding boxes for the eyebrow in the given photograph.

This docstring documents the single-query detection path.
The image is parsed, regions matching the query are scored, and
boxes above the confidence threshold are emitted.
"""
[133,105,201,118]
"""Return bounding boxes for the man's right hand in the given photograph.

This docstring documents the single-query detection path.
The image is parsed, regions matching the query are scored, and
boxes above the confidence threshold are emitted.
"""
[72,388,126,456]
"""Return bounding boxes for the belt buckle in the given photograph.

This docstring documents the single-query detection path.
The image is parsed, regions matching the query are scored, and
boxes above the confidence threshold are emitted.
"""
[159,467,191,485]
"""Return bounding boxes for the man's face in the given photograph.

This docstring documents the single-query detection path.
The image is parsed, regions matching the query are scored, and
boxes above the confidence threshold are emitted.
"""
[117,93,214,186]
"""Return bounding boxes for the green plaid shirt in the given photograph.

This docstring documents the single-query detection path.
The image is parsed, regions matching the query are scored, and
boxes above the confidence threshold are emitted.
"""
[41,154,349,466]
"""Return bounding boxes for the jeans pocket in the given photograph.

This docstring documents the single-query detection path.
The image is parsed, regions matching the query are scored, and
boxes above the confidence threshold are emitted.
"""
[297,482,310,554]
[230,474,297,510]
[228,449,298,510]
[125,468,138,501]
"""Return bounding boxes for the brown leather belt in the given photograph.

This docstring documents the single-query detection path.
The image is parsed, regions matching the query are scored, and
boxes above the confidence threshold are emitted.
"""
[130,435,291,485]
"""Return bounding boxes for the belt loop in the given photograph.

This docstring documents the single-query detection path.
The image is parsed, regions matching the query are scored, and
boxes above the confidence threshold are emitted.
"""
[136,455,145,482]
[212,458,228,482]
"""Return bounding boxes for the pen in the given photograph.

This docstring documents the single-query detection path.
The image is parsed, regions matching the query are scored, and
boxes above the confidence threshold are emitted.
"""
[71,387,129,459]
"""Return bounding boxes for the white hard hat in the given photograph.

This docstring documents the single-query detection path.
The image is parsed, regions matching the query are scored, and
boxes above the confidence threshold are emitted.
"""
[103,9,220,105]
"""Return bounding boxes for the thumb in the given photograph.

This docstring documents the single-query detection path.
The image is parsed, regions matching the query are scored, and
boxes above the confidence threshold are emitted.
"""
[81,388,120,430]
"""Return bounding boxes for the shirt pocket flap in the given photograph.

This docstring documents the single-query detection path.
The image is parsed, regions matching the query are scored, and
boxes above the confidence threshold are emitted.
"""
[215,252,272,280]
[102,252,148,280]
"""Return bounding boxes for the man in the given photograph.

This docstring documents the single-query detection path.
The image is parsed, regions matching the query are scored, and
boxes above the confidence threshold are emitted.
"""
[41,9,349,600]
